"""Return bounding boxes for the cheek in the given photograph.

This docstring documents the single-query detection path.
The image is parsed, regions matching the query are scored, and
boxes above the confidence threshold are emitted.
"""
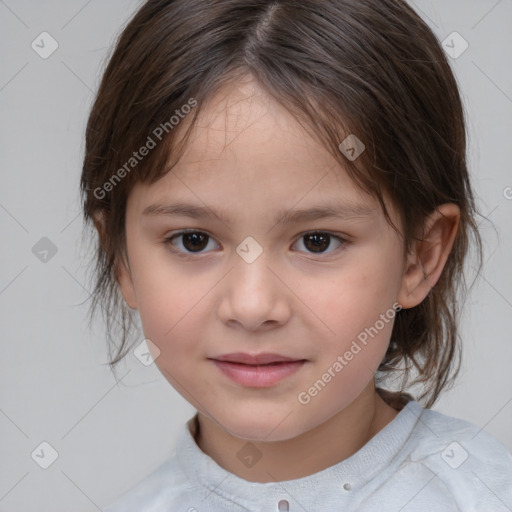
[297,312,396,422]
[297,247,401,396]
[127,249,196,346]
[137,288,199,353]
[306,254,401,341]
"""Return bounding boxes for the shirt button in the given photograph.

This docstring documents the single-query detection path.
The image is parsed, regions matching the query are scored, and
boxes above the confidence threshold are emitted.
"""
[278,499,290,511]
[343,483,352,491]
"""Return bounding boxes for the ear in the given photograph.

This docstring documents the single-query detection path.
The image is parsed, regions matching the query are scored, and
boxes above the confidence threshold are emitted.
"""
[93,211,139,310]
[116,255,139,310]
[397,203,460,309]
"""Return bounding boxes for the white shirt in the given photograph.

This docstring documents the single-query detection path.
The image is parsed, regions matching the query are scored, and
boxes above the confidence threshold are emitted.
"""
[104,401,512,511]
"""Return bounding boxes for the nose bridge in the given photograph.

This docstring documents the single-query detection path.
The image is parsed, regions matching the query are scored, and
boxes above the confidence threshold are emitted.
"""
[217,236,290,329]
[231,239,277,297]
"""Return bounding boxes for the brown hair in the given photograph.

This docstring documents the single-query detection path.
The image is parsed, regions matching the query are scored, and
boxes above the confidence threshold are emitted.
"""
[81,0,483,407]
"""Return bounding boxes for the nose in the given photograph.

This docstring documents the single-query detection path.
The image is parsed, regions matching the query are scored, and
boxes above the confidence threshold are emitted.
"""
[217,249,291,332]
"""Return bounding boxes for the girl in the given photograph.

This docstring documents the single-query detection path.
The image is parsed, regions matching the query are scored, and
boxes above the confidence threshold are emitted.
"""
[81,0,512,510]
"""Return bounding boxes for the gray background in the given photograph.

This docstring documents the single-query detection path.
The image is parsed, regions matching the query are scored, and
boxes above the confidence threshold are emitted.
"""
[1,1,511,510]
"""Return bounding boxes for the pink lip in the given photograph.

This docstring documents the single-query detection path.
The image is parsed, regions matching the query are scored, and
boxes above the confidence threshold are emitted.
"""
[210,353,306,387]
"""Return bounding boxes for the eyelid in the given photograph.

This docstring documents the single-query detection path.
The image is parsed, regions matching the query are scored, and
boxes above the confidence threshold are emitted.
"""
[293,229,349,242]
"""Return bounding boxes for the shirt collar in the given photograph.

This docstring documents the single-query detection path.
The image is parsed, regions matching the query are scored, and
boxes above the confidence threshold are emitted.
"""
[176,401,423,510]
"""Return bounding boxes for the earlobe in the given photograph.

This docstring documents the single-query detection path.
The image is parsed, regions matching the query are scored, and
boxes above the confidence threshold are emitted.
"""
[117,257,139,310]
[397,203,460,309]
[93,211,139,310]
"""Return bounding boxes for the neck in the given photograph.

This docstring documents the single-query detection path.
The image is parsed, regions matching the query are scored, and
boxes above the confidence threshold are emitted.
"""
[194,384,399,483]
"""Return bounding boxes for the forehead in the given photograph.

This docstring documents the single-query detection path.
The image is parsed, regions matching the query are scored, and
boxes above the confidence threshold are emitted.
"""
[180,76,326,168]
[128,76,395,227]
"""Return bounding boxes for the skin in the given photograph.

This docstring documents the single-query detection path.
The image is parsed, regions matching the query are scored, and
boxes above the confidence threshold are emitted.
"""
[115,75,460,483]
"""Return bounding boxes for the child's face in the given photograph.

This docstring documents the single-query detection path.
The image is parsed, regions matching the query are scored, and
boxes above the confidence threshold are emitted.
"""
[119,77,410,441]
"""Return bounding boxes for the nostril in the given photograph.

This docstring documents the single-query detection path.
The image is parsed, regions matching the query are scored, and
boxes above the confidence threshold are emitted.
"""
[278,499,290,511]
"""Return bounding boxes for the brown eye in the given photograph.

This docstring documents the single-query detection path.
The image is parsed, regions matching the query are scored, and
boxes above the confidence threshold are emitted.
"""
[304,232,330,253]
[182,232,209,251]
[166,231,219,254]
[294,231,345,254]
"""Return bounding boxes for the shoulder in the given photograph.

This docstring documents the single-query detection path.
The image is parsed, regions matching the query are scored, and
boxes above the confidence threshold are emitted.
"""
[103,415,211,512]
[103,454,193,512]
[413,405,512,467]
[405,404,512,510]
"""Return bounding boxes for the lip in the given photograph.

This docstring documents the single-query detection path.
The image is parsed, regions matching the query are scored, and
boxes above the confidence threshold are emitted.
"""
[212,352,303,365]
[209,353,307,388]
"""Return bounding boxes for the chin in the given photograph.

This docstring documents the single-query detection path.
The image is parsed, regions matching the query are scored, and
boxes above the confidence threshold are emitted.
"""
[216,411,311,443]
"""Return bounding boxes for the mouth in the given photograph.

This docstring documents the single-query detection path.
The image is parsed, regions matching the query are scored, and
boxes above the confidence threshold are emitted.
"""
[209,353,307,387]
[211,352,305,365]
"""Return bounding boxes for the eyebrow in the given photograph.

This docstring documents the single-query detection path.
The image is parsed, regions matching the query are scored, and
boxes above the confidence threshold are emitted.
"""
[142,200,376,225]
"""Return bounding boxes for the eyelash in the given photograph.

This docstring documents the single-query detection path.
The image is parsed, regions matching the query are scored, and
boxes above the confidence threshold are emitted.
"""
[163,229,349,258]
